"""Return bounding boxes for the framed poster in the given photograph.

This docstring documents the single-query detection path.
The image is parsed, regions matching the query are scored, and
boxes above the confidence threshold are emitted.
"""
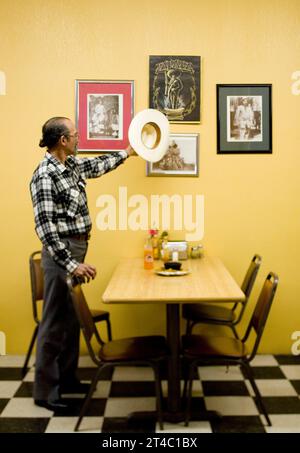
[149,56,201,123]
[146,133,199,177]
[217,84,272,154]
[75,80,134,152]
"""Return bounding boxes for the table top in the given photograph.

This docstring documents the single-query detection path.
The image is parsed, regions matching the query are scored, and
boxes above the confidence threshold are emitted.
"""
[102,256,245,304]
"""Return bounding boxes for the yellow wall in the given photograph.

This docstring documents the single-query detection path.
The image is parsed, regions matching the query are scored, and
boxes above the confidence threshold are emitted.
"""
[1,0,300,354]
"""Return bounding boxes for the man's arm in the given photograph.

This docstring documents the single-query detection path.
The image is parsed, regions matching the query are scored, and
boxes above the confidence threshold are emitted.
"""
[76,145,136,179]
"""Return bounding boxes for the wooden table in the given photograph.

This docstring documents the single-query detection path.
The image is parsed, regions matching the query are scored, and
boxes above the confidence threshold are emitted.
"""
[102,256,245,421]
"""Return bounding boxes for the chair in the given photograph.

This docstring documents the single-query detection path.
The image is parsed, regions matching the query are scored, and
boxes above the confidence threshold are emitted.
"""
[182,254,262,338]
[22,251,112,376]
[68,281,169,431]
[182,272,279,426]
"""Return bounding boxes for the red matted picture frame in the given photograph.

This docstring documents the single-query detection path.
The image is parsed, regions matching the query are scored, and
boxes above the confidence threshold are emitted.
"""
[75,79,134,153]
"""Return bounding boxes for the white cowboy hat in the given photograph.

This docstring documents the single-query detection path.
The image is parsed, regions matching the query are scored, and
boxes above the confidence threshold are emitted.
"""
[128,109,170,162]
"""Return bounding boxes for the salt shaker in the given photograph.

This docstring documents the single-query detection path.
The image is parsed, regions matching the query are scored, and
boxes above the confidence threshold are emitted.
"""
[190,245,202,259]
[172,249,179,262]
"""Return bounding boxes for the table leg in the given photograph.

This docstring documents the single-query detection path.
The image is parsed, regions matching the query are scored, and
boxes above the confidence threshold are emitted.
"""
[166,303,182,417]
[127,303,221,426]
[164,304,221,424]
[125,303,183,426]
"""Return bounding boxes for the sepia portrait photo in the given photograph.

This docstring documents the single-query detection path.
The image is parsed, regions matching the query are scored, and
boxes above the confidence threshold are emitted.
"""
[147,133,199,177]
[88,94,123,140]
[227,96,262,142]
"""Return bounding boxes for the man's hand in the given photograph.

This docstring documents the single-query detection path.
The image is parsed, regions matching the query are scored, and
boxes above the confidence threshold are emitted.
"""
[126,145,137,157]
[73,263,97,283]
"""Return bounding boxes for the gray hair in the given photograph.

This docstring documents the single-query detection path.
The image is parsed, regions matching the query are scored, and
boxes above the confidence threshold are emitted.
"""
[39,117,71,149]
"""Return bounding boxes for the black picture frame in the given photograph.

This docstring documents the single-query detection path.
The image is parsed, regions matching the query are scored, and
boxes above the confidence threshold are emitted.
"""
[149,55,201,123]
[217,84,272,154]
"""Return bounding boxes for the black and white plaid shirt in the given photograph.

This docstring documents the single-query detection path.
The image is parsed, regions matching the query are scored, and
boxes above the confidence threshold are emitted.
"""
[30,151,127,273]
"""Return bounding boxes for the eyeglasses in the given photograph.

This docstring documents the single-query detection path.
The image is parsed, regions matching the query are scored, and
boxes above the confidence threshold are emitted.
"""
[64,133,79,139]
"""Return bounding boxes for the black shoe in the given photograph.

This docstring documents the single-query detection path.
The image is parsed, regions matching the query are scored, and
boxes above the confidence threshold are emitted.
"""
[34,399,70,412]
[60,381,90,394]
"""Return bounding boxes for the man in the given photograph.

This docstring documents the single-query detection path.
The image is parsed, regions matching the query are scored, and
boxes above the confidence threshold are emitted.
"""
[166,70,183,110]
[234,97,255,140]
[30,116,135,411]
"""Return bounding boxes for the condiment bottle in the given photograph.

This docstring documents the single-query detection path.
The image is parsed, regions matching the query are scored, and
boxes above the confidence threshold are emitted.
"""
[144,237,154,269]
[190,245,202,259]
[151,231,159,260]
[172,249,179,262]
[161,241,169,262]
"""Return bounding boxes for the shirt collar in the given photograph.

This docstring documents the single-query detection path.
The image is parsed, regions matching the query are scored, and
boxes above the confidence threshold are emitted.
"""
[66,155,76,170]
[46,152,69,174]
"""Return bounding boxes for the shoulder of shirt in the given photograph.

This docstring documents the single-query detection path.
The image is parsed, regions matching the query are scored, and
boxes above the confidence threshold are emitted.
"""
[31,155,57,183]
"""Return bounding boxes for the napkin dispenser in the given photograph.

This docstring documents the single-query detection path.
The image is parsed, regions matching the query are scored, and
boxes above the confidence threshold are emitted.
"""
[165,241,188,260]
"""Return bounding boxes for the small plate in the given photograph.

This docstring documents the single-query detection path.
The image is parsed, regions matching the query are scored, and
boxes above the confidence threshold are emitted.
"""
[155,269,190,277]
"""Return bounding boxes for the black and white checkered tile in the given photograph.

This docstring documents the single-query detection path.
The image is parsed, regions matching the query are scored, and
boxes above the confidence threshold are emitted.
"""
[0,355,299,433]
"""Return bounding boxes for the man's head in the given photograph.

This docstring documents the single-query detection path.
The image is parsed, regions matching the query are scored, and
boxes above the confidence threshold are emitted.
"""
[39,117,78,156]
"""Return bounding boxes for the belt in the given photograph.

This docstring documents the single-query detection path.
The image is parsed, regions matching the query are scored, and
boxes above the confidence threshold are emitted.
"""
[62,233,90,241]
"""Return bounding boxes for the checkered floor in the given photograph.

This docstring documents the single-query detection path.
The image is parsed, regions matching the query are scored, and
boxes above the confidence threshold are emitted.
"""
[0,354,300,433]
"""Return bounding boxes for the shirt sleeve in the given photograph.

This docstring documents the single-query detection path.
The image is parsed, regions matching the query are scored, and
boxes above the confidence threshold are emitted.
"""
[76,150,128,179]
[30,175,79,273]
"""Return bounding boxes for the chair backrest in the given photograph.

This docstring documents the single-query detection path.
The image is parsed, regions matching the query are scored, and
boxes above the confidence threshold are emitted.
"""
[67,281,104,364]
[29,251,44,322]
[241,254,262,298]
[243,272,278,361]
[231,254,262,321]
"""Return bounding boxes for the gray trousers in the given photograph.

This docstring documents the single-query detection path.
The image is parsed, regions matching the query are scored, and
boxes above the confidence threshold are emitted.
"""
[33,238,87,402]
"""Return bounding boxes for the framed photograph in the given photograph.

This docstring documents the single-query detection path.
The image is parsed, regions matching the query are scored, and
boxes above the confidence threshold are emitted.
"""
[149,56,201,123]
[75,80,134,152]
[217,84,272,154]
[146,133,199,177]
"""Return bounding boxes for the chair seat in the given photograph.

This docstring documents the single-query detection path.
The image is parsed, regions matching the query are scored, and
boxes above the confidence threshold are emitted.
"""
[182,334,249,359]
[90,309,109,322]
[99,335,169,362]
[183,303,237,323]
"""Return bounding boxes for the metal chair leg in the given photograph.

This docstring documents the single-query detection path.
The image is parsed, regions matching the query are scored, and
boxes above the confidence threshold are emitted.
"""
[75,366,102,431]
[22,325,39,376]
[105,318,112,341]
[184,363,195,426]
[152,363,164,430]
[242,362,271,426]
[182,357,189,402]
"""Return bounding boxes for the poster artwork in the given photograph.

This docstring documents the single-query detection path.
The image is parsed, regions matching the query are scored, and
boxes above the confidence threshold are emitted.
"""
[149,56,201,122]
